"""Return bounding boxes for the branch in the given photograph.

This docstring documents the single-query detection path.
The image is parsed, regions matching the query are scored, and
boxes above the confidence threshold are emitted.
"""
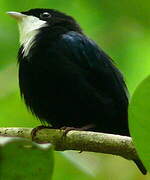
[0,127,137,161]
[0,127,147,174]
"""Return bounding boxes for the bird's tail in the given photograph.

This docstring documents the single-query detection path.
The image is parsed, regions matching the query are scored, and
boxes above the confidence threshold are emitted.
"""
[134,159,147,175]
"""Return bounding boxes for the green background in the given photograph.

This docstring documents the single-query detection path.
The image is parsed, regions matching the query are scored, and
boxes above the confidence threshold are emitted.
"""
[129,76,150,174]
[0,0,150,179]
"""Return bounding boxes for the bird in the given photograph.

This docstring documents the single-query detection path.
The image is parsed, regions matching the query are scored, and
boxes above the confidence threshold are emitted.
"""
[7,8,129,135]
[7,8,146,174]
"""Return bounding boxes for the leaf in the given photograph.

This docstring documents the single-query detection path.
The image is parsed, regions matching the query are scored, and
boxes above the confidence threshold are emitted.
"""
[129,75,150,172]
[0,137,54,179]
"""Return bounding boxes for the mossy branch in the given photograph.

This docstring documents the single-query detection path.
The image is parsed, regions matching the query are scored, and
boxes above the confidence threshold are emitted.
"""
[0,127,147,175]
[0,127,137,160]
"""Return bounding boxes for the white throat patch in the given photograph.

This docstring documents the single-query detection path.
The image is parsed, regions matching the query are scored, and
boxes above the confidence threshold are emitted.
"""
[18,15,47,57]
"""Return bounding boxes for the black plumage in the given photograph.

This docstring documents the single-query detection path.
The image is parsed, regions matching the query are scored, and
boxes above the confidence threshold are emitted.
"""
[17,8,129,136]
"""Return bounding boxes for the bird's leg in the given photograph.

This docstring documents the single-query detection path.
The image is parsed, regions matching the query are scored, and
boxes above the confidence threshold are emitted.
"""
[31,123,95,141]
[60,124,95,136]
[60,124,95,153]
[31,125,52,140]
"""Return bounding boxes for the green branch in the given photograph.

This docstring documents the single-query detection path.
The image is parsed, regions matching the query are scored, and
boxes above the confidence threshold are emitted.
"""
[0,127,137,160]
[0,127,147,174]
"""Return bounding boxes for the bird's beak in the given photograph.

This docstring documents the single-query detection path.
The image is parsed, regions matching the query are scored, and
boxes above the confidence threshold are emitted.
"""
[7,11,27,21]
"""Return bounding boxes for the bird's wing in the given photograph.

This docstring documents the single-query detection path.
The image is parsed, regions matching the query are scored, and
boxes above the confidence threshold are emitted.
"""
[57,31,129,109]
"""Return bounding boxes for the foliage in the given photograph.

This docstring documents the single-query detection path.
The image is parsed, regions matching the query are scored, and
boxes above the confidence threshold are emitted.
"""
[0,137,54,179]
[129,75,150,172]
[0,0,150,179]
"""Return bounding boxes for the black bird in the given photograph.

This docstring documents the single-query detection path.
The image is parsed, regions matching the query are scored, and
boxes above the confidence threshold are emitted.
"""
[7,8,146,174]
[7,8,129,135]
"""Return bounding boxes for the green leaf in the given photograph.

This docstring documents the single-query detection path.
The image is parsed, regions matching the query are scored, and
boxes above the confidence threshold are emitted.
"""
[129,75,150,172]
[0,137,54,179]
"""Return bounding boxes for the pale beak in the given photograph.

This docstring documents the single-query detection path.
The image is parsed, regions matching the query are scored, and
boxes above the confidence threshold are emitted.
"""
[7,11,27,20]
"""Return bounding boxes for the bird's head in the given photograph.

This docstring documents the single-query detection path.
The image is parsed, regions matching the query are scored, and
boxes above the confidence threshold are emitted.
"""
[7,8,82,45]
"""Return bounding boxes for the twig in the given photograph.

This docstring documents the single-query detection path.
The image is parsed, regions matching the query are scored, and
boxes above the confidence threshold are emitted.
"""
[0,127,137,161]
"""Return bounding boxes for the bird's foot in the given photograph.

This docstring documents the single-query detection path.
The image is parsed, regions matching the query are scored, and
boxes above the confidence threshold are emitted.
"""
[31,125,52,141]
[60,126,79,136]
[60,124,95,136]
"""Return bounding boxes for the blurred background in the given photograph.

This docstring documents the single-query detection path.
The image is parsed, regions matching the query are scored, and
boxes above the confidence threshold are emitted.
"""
[0,0,150,179]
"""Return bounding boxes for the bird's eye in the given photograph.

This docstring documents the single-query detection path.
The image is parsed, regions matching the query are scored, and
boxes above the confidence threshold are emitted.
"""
[40,12,51,19]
